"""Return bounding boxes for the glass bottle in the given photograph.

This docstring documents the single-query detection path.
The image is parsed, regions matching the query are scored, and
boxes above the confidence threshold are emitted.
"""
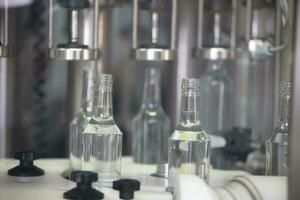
[69,69,94,172]
[199,61,233,136]
[132,67,170,164]
[82,74,123,186]
[199,60,233,169]
[265,81,291,176]
[168,78,211,189]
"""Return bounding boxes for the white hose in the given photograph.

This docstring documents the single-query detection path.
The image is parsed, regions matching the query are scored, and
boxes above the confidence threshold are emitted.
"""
[174,174,287,200]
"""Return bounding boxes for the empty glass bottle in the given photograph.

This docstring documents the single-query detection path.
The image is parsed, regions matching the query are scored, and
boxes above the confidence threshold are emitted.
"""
[199,60,233,136]
[168,78,211,189]
[69,69,94,172]
[265,81,291,176]
[199,60,233,169]
[132,67,170,164]
[82,74,123,186]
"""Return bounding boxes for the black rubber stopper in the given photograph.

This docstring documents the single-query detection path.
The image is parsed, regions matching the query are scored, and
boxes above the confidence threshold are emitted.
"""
[58,0,90,9]
[7,151,45,177]
[63,171,104,200]
[113,179,141,200]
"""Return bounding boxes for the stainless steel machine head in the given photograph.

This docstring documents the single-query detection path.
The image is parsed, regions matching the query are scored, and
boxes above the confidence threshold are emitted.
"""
[48,0,101,61]
[131,0,177,61]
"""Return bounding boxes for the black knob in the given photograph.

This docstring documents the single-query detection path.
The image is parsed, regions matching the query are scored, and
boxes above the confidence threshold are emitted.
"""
[70,171,98,184]
[63,171,104,200]
[113,179,141,200]
[7,151,44,177]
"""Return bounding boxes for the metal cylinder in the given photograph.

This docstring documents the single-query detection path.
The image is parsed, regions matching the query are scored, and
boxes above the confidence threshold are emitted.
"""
[151,11,160,44]
[70,9,79,43]
[132,0,139,49]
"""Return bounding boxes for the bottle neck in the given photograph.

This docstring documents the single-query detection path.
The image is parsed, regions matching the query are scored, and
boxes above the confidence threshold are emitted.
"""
[80,70,94,116]
[141,67,162,109]
[92,86,113,120]
[275,92,290,132]
[178,89,201,125]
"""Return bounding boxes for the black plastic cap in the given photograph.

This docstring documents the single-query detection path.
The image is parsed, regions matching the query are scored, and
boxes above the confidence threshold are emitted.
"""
[63,171,104,200]
[113,179,141,200]
[8,151,44,177]
[223,127,253,161]
[64,188,104,200]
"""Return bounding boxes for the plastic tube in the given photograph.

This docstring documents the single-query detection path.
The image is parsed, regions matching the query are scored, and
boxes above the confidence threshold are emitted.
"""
[174,174,287,200]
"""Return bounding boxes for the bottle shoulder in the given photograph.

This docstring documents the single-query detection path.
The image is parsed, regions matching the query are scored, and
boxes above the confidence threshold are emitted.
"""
[171,128,210,142]
[84,118,122,135]
[200,69,232,84]
[267,131,288,144]
[200,75,232,86]
[70,112,90,125]
[133,107,170,121]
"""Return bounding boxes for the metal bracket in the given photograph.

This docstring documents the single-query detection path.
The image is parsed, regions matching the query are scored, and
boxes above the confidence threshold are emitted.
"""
[194,48,236,61]
[130,48,175,61]
[48,48,100,61]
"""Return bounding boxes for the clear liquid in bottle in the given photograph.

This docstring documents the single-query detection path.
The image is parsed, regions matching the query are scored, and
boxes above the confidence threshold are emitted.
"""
[69,69,94,172]
[83,122,122,184]
[82,74,123,187]
[168,79,211,189]
[168,130,211,187]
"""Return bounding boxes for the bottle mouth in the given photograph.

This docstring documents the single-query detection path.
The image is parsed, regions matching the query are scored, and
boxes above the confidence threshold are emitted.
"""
[280,81,291,95]
[181,78,201,90]
[95,74,113,89]
[146,67,161,85]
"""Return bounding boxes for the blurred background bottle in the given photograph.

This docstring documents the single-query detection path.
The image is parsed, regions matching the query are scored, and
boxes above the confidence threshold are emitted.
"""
[82,74,122,187]
[69,68,94,172]
[265,81,291,176]
[199,60,234,169]
[168,78,211,189]
[132,67,170,164]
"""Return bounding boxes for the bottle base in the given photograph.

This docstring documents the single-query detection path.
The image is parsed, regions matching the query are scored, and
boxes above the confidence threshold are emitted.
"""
[95,175,120,188]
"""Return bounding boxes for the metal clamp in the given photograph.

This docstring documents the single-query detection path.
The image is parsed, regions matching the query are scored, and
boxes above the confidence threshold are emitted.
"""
[194,48,236,61]
[48,47,100,61]
[246,0,289,58]
[130,48,175,61]
[248,39,274,60]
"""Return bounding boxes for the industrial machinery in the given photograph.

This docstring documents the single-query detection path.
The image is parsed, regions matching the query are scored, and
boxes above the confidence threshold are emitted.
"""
[48,0,100,60]
[0,0,299,199]
[130,0,177,61]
